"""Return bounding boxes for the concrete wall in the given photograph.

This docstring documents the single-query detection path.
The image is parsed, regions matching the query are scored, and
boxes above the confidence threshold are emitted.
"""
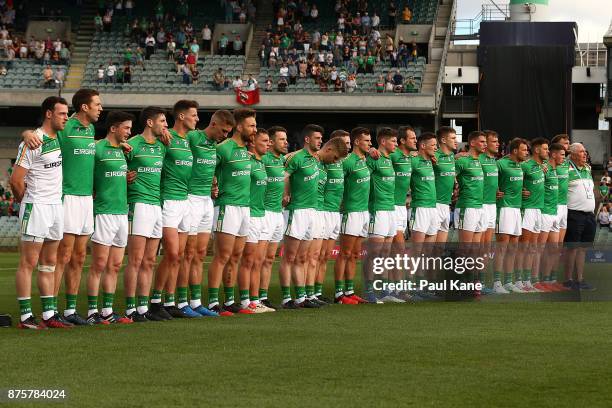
[26,20,72,43]
[395,25,432,45]
[211,24,251,54]
[571,66,606,84]
[443,66,479,84]
[572,129,611,165]
[446,44,478,66]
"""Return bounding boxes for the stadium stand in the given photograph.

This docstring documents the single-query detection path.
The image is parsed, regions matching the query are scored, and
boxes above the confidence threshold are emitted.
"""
[0,216,19,247]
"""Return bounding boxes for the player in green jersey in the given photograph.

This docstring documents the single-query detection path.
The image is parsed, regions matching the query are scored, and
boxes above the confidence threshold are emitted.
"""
[364,128,400,303]
[180,110,235,317]
[492,138,529,294]
[85,111,134,324]
[123,107,169,322]
[517,138,548,293]
[334,127,372,305]
[391,126,417,245]
[454,131,487,243]
[23,89,103,325]
[433,126,457,243]
[12,97,69,329]
[535,143,566,292]
[208,108,257,316]
[150,100,200,319]
[409,132,438,242]
[480,130,501,246]
[315,130,351,304]
[259,126,289,310]
[236,129,275,313]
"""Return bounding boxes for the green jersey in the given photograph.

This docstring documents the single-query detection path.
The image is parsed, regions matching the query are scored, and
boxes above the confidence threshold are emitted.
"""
[599,184,609,197]
[555,160,569,205]
[479,153,498,204]
[215,138,251,207]
[316,161,327,211]
[496,156,523,208]
[187,130,216,197]
[262,152,285,213]
[433,151,456,204]
[390,148,412,206]
[322,161,344,212]
[410,156,436,208]
[126,135,166,206]
[249,156,267,217]
[342,152,370,213]
[366,154,395,211]
[542,163,559,215]
[521,159,545,209]
[455,155,484,209]
[285,149,319,211]
[94,139,128,215]
[160,129,193,201]
[58,116,96,196]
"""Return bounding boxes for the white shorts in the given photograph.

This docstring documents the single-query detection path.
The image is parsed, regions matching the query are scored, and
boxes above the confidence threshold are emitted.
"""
[340,211,369,238]
[394,205,408,232]
[91,214,128,247]
[63,195,94,235]
[19,203,63,242]
[213,205,250,237]
[311,210,326,240]
[368,210,397,238]
[436,203,450,232]
[410,207,439,236]
[496,207,522,236]
[283,208,315,240]
[454,207,488,233]
[129,202,163,239]
[557,204,568,229]
[322,211,341,240]
[188,194,214,235]
[246,216,268,243]
[483,204,497,230]
[262,211,284,243]
[162,199,191,233]
[541,213,560,233]
[522,208,543,234]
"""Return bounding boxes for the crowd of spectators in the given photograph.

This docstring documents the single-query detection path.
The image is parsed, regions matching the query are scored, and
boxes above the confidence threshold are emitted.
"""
[0,184,17,217]
[1,27,71,70]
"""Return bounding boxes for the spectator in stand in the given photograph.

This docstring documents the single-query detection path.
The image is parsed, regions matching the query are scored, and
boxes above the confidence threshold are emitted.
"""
[311,4,319,22]
[97,64,105,83]
[105,60,117,84]
[190,39,200,62]
[389,1,397,28]
[402,6,413,23]
[264,75,273,92]
[218,32,229,55]
[182,64,192,84]
[598,205,609,228]
[145,32,155,59]
[405,76,417,93]
[54,67,65,88]
[259,44,267,67]
[376,74,385,93]
[167,37,176,61]
[59,45,70,64]
[175,49,186,73]
[233,35,243,55]
[202,24,212,51]
[232,75,243,89]
[372,12,380,30]
[94,13,103,32]
[345,74,357,93]
[268,49,277,68]
[288,61,298,85]
[213,67,229,90]
[53,37,62,54]
[279,62,289,81]
[103,10,112,32]
[135,46,145,70]
[156,27,167,50]
[0,64,7,76]
[392,69,404,92]
[186,51,196,71]
[191,67,200,85]
[278,76,288,92]
[246,74,258,90]
[125,0,134,18]
[41,65,54,88]
[123,62,132,83]
[362,12,371,35]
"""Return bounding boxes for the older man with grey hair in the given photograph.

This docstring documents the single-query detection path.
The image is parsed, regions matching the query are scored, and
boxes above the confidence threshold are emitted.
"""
[563,142,596,290]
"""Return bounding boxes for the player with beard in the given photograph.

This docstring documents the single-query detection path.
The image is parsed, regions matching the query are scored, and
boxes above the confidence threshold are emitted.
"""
[550,134,572,289]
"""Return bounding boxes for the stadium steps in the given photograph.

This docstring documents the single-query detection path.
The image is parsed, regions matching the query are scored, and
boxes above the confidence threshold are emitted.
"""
[420,0,452,95]
[65,0,98,89]
[244,0,274,77]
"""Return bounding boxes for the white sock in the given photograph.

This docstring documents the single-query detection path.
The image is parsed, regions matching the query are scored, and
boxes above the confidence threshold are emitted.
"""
[177,302,188,309]
[101,307,113,317]
[163,301,175,307]
[63,308,75,317]
[335,291,343,299]
[208,301,219,308]
[42,310,54,320]
[240,299,250,308]
[281,298,291,305]
[20,313,32,322]
[224,300,234,307]
[190,299,201,308]
[150,298,161,304]
[297,295,305,303]
[87,309,98,317]
[137,305,148,314]
[125,307,136,316]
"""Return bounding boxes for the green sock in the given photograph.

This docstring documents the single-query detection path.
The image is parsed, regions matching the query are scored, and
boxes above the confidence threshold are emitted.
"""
[189,284,202,301]
[334,280,344,296]
[65,293,77,311]
[314,282,323,296]
[18,297,32,317]
[550,269,557,282]
[250,295,259,302]
[306,285,315,297]
[125,296,136,311]
[522,269,531,282]
[514,270,522,282]
[87,295,98,311]
[494,270,502,282]
[208,287,219,305]
[102,292,114,309]
[177,287,188,304]
[151,289,162,302]
[345,279,354,294]
[504,272,513,284]
[478,271,486,283]
[137,295,149,307]
[544,273,552,282]
[296,286,306,299]
[239,289,249,302]
[53,296,58,312]
[281,286,291,301]
[164,292,175,304]
[259,288,268,300]
[223,286,234,304]
[41,296,54,314]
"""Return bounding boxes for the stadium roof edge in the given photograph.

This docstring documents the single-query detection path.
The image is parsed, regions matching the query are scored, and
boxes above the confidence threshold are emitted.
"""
[0,90,437,113]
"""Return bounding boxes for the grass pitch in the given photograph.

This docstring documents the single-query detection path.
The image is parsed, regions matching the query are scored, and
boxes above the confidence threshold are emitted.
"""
[1,252,612,407]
